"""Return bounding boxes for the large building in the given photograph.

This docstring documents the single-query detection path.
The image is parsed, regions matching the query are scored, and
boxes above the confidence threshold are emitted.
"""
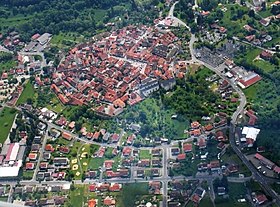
[0,142,26,178]
[241,127,260,147]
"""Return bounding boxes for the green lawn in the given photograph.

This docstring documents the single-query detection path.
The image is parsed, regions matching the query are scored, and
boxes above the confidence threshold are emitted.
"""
[0,59,17,72]
[0,197,8,202]
[139,149,151,159]
[228,182,247,200]
[88,157,105,170]
[22,170,34,180]
[46,95,65,113]
[0,107,17,144]
[117,183,149,207]
[200,194,214,207]
[67,185,87,207]
[50,32,85,49]
[16,81,36,106]
[253,59,276,73]
[244,83,258,101]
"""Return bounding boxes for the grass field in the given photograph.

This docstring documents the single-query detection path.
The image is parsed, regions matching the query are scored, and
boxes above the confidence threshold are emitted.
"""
[0,59,17,72]
[244,83,258,101]
[200,194,214,207]
[16,81,36,106]
[50,32,85,49]
[0,14,33,27]
[68,185,87,207]
[140,149,151,159]
[117,183,149,207]
[253,59,276,73]
[46,95,65,113]
[89,157,105,170]
[0,107,17,144]
[22,170,34,180]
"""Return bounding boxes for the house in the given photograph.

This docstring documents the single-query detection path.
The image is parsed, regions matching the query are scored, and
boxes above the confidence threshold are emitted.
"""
[28,153,38,161]
[31,144,40,152]
[171,148,180,156]
[59,146,70,154]
[260,50,273,60]
[103,196,116,206]
[197,162,208,171]
[151,149,162,156]
[137,169,145,177]
[217,142,225,150]
[62,132,72,141]
[104,160,114,170]
[198,138,206,149]
[89,184,96,192]
[209,160,220,172]
[109,183,122,192]
[98,183,110,191]
[152,159,161,167]
[259,19,270,27]
[183,143,192,153]
[85,170,97,179]
[138,159,150,167]
[151,168,160,177]
[227,164,238,173]
[191,187,206,204]
[256,194,268,205]
[177,153,186,161]
[53,157,69,167]
[122,147,132,156]
[111,133,120,143]
[88,199,97,207]
[191,121,200,129]
[45,144,54,152]
[39,162,48,170]
[25,162,35,170]
[217,187,226,196]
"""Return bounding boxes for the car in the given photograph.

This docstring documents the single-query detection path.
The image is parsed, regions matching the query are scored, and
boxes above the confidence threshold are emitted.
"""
[257,166,262,170]
[262,171,266,174]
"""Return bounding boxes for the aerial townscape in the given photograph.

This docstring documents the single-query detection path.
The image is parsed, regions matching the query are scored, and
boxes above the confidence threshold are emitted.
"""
[0,0,279,206]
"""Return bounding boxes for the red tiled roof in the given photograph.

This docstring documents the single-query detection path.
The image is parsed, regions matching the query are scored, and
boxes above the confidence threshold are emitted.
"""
[177,153,186,160]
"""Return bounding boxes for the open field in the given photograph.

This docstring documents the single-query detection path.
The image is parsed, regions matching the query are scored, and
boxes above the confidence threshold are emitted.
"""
[0,107,17,144]
[16,81,37,106]
[117,183,149,207]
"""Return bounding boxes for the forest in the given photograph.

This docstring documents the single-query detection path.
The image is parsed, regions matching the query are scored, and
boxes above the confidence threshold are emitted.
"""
[0,0,162,40]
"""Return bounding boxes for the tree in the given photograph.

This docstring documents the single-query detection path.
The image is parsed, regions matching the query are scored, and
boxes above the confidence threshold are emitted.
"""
[248,9,255,18]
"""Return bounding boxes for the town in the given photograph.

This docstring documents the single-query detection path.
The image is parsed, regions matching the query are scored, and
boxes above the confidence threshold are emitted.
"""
[0,0,279,206]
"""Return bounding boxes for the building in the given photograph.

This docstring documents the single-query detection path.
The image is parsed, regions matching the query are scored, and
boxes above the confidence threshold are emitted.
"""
[242,127,260,147]
[0,142,26,178]
[37,33,52,45]
[255,153,275,170]
[139,78,159,97]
